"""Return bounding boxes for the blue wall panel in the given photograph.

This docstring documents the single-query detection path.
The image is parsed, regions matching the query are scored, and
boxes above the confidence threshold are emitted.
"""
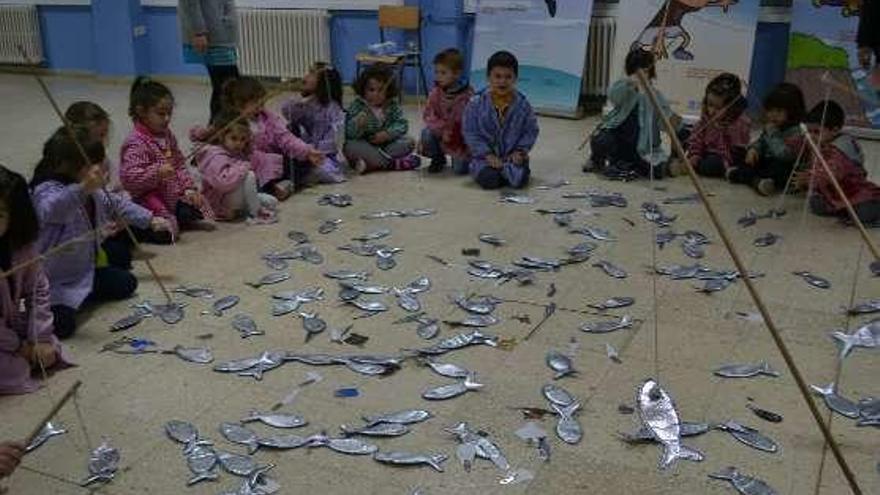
[748,22,791,111]
[38,6,94,71]
[144,7,206,77]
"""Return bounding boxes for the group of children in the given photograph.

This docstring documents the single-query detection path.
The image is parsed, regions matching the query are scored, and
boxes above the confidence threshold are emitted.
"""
[590,49,880,226]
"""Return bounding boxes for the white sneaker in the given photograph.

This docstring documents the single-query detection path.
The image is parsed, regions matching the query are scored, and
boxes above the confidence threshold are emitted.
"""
[258,193,278,210]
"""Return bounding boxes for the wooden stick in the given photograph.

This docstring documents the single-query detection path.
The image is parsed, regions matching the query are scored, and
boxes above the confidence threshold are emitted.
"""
[0,228,100,280]
[799,124,880,262]
[25,380,82,446]
[635,69,863,495]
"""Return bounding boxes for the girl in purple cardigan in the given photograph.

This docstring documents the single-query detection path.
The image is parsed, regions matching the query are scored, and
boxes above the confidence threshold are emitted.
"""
[0,165,71,395]
[31,128,168,339]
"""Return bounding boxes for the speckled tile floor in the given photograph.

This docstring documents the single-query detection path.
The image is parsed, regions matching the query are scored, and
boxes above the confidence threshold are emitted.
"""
[0,73,877,495]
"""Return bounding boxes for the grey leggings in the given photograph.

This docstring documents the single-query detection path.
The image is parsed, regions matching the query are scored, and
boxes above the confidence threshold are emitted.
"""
[344,137,415,172]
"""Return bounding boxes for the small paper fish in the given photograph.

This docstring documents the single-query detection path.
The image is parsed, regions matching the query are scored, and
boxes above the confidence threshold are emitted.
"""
[184,443,218,486]
[363,409,433,427]
[593,260,627,279]
[352,228,391,242]
[26,422,67,453]
[811,382,860,419]
[109,313,145,332]
[80,440,120,486]
[319,218,342,234]
[714,421,778,453]
[219,422,260,454]
[241,411,307,429]
[287,230,310,244]
[422,373,484,400]
[542,383,576,407]
[545,351,576,379]
[713,362,779,379]
[580,315,635,334]
[551,402,582,444]
[792,271,831,289]
[231,314,263,339]
[172,346,214,364]
[753,232,780,247]
[373,451,447,472]
[422,359,470,378]
[340,423,410,437]
[247,272,290,289]
[709,467,777,495]
[588,297,634,310]
[479,233,506,246]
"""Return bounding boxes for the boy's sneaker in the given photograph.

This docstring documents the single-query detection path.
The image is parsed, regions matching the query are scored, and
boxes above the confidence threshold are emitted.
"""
[667,159,688,177]
[354,159,368,175]
[428,157,447,173]
[755,178,775,196]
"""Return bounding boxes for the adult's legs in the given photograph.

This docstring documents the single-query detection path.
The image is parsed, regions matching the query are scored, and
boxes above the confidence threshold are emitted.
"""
[51,305,77,340]
[206,64,240,120]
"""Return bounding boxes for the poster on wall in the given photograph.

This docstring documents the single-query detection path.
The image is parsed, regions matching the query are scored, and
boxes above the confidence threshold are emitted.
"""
[469,0,594,117]
[611,0,761,119]
[786,1,879,129]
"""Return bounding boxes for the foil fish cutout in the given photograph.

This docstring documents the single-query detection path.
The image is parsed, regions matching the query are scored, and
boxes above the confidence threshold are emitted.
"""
[422,373,484,400]
[214,356,262,373]
[348,299,389,313]
[453,294,499,315]
[738,210,758,228]
[208,295,240,316]
[479,233,506,246]
[155,302,186,325]
[714,421,778,453]
[271,299,301,317]
[593,260,627,279]
[220,422,260,453]
[257,434,310,450]
[580,315,635,334]
[696,278,731,294]
[792,271,831,289]
[340,423,410,437]
[287,230,310,244]
[352,228,391,242]
[655,230,677,249]
[247,272,290,289]
[373,452,447,472]
[846,299,880,315]
[317,193,352,207]
[568,241,598,256]
[606,343,622,363]
[570,225,615,241]
[443,314,499,328]
[500,193,535,204]
[394,289,421,313]
[318,218,342,234]
[307,435,379,455]
[242,411,307,429]
[713,362,779,379]
[363,410,433,427]
[416,318,440,340]
[26,422,67,453]
[588,297,634,310]
[811,382,860,419]
[172,285,215,298]
[753,232,780,247]
[360,210,404,219]
[345,361,396,376]
[542,383,576,407]
[173,346,214,364]
[552,402,582,444]
[340,282,388,295]
[423,359,470,378]
[546,351,576,379]
[404,276,432,294]
[636,379,704,470]
[830,319,879,358]
[237,351,285,381]
[445,422,510,472]
[747,403,783,423]
[618,422,711,444]
[376,250,397,271]
[709,467,778,495]
[232,314,263,339]
[109,313,146,332]
[185,443,219,485]
[661,193,700,205]
[217,450,259,477]
[324,269,369,281]
[536,207,576,215]
[299,312,327,341]
[681,241,705,259]
[80,440,120,486]
[165,420,200,447]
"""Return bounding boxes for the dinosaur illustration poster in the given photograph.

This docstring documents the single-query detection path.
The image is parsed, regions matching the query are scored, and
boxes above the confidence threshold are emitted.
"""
[611,0,760,119]
[469,0,594,116]
[786,1,879,129]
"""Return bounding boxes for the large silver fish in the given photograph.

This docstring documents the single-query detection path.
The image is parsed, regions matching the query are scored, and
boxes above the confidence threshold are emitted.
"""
[363,409,433,427]
[811,382,860,419]
[580,315,635,334]
[423,359,470,378]
[232,314,263,339]
[618,422,711,444]
[164,420,199,447]
[247,272,290,289]
[422,373,484,400]
[219,422,260,454]
[26,422,67,453]
[830,318,879,358]
[713,362,779,379]
[546,351,576,379]
[217,450,259,477]
[173,346,214,364]
[593,260,627,279]
[709,467,777,495]
[308,436,378,455]
[241,411,307,429]
[551,402,582,444]
[714,421,778,453]
[257,434,310,450]
[636,379,704,470]
[340,423,410,437]
[542,384,576,407]
[80,440,120,486]
[214,356,261,373]
[185,443,218,486]
[373,451,448,472]
[792,271,831,289]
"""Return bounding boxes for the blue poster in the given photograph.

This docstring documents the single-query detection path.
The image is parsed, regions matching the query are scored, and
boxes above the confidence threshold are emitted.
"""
[786,1,879,129]
[469,0,594,117]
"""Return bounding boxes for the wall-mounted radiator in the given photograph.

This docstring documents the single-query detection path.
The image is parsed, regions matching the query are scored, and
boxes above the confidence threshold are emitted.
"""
[0,5,43,65]
[237,9,330,79]
[583,16,616,99]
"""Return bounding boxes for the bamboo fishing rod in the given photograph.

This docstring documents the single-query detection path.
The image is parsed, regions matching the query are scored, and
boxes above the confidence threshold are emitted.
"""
[24,380,82,446]
[635,69,863,495]
[0,227,100,280]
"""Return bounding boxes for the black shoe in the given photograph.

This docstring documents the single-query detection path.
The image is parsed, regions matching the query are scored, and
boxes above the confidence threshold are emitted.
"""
[428,158,446,173]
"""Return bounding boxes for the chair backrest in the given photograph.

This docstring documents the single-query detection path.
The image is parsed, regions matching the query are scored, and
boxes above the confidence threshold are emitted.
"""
[378,6,420,30]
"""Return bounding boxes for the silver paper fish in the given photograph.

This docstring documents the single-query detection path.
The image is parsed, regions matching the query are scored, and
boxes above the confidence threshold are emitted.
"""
[232,314,263,339]
[536,207,576,215]
[552,402,582,444]
[352,228,391,242]
[340,423,410,437]
[376,250,397,271]
[310,436,378,455]
[753,232,780,247]
[681,241,705,259]
[373,451,447,472]
[830,319,879,358]
[155,302,186,325]
[287,230,310,244]
[738,210,758,228]
[80,440,120,486]
[264,257,288,271]
[318,218,342,234]
[445,422,510,472]
[214,356,261,373]
[345,361,395,376]
[271,299,301,317]
[109,313,145,332]
[606,343,622,363]
[553,213,572,227]
[324,269,370,281]
[360,210,404,220]
[242,411,307,429]
[445,314,499,328]
[394,289,421,312]
[26,422,67,453]
[479,233,506,246]
[709,466,777,495]
[593,260,627,279]
[792,271,831,289]
[542,383,576,407]
[340,282,388,294]
[404,276,431,294]
[247,272,290,289]
[299,312,327,341]
[696,278,731,294]
[238,351,285,380]
[811,382,860,419]
[363,410,433,427]
[220,422,260,453]
[637,379,704,470]
[172,285,215,298]
[500,194,535,204]
[210,295,240,316]
[165,420,199,446]
[423,359,470,378]
[846,299,880,315]
[546,351,576,379]
[348,299,389,313]
[185,443,219,486]
[571,225,616,241]
[588,297,635,310]
[217,450,259,477]
[401,208,436,217]
[257,434,310,450]
[714,421,778,453]
[713,362,779,379]
[453,295,498,315]
[618,422,711,444]
[568,241,598,256]
[422,373,483,400]
[318,193,352,207]
[173,346,214,364]
[580,315,635,334]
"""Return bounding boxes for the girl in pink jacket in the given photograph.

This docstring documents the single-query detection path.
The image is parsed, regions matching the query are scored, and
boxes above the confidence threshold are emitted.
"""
[194,111,280,222]
[221,77,323,200]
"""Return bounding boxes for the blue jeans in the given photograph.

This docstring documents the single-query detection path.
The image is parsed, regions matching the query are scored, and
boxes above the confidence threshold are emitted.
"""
[420,128,468,174]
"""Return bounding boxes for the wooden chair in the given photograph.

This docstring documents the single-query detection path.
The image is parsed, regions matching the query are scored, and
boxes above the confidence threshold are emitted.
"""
[355,5,428,102]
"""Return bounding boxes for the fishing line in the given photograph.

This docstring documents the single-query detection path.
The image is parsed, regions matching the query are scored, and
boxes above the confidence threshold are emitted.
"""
[646,78,661,383]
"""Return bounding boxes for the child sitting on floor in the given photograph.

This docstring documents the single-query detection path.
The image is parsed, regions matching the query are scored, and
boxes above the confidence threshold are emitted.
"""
[671,72,750,178]
[421,48,474,174]
[194,110,280,222]
[795,100,880,226]
[729,83,806,195]
[0,165,71,394]
[344,64,420,174]
[220,77,324,197]
[462,51,539,189]
[32,128,164,339]
[120,77,213,237]
[587,49,680,180]
[281,62,347,185]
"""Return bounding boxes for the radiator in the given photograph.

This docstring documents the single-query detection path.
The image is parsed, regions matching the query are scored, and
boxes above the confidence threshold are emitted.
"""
[583,16,616,98]
[238,9,330,79]
[0,5,43,65]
